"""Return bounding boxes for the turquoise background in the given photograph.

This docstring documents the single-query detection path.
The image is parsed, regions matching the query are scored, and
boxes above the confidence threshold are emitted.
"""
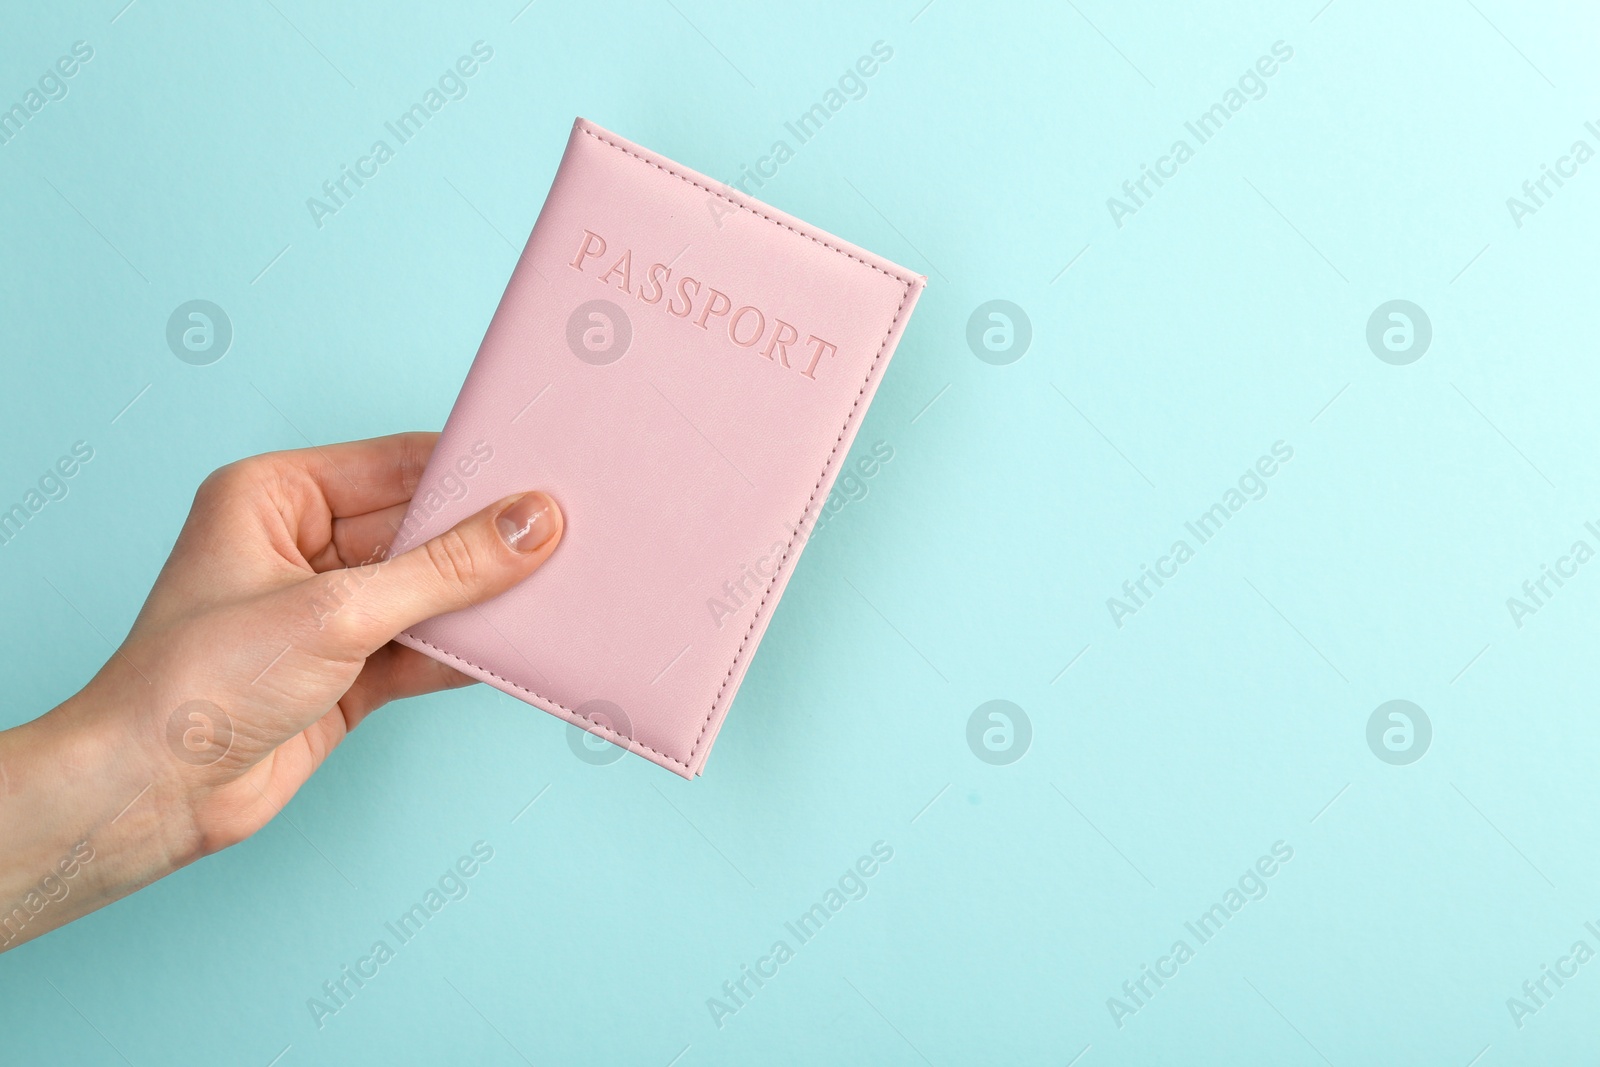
[3,0,1599,1062]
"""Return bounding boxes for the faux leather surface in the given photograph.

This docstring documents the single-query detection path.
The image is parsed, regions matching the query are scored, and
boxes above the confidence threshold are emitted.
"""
[387,118,925,777]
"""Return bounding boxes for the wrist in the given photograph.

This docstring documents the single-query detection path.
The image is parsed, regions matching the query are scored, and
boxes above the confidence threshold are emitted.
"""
[51,682,209,864]
[0,690,206,946]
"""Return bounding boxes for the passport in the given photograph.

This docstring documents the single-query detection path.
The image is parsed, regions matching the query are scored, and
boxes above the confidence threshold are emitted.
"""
[388,118,925,777]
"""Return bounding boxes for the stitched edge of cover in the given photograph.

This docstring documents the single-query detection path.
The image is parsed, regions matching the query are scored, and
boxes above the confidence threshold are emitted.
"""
[403,125,920,773]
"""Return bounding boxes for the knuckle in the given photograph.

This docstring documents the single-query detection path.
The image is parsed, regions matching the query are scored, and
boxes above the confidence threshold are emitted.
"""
[193,456,265,508]
[397,433,433,498]
[424,529,479,592]
[315,603,366,650]
[192,466,233,507]
[304,572,374,650]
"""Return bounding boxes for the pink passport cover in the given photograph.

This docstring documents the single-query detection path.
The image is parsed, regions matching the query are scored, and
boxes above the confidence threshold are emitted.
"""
[388,118,925,778]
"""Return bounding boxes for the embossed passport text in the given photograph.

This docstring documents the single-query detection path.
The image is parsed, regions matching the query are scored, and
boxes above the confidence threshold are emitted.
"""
[387,118,925,777]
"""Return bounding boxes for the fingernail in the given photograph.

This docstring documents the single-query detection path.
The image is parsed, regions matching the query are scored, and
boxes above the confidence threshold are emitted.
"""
[495,492,559,553]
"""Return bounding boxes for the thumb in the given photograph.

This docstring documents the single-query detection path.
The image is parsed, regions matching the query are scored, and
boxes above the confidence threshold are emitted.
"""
[321,491,563,654]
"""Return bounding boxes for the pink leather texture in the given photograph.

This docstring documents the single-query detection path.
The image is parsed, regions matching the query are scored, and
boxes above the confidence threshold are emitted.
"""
[387,117,925,777]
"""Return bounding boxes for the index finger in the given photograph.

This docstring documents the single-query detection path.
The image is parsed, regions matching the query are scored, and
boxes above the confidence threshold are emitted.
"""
[275,431,439,519]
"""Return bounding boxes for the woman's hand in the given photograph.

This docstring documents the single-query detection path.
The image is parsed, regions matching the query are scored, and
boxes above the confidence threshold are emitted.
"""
[0,432,562,951]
